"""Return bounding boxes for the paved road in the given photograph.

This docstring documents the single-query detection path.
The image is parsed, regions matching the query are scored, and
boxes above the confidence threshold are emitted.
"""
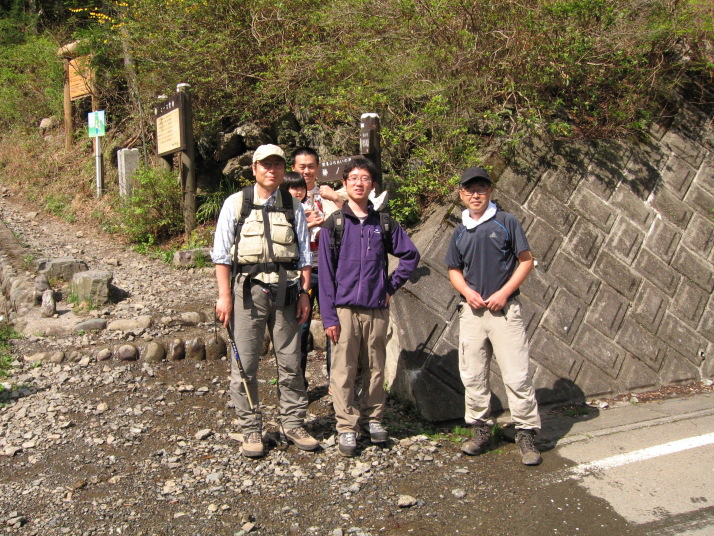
[541,394,714,535]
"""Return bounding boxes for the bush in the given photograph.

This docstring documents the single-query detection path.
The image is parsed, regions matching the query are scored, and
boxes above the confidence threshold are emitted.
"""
[0,24,64,129]
[0,322,21,379]
[115,166,183,245]
[2,0,713,224]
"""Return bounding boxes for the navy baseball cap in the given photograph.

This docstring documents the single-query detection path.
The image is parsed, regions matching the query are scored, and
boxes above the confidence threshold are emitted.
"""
[459,166,492,187]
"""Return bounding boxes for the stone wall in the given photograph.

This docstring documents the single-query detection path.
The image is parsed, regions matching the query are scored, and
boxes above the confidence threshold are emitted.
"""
[388,98,714,422]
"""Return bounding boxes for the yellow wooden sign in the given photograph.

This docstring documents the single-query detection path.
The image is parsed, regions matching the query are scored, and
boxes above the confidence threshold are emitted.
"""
[155,93,185,156]
[69,55,92,101]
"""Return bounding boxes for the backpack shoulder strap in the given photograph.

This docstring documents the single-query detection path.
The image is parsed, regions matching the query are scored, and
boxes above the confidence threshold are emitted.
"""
[236,185,254,223]
[323,210,344,264]
[277,189,296,226]
[379,212,393,255]
[231,185,255,278]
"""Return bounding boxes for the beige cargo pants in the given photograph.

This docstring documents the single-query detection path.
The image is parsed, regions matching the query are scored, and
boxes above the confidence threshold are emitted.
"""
[458,298,541,430]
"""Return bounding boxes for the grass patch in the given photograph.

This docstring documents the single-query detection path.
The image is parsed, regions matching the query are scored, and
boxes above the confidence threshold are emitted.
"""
[563,406,592,418]
[0,322,21,379]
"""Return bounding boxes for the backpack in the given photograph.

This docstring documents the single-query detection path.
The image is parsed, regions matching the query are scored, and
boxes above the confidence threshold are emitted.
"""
[231,184,297,266]
[231,184,298,307]
[322,209,394,264]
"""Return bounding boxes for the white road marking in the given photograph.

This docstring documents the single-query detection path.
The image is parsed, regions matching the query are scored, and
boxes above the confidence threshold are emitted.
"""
[568,432,714,476]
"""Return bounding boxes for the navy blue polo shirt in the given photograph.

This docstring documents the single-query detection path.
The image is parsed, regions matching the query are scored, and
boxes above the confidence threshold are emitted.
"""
[444,210,530,301]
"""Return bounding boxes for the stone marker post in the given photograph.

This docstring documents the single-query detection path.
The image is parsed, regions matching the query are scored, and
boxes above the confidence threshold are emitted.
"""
[117,148,140,199]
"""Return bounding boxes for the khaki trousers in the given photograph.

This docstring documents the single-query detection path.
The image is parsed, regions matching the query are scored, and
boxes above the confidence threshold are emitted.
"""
[458,299,541,430]
[229,277,308,434]
[330,306,389,434]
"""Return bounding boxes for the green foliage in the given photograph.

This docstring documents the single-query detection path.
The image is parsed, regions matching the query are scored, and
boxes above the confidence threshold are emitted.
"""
[563,405,593,417]
[114,166,183,245]
[193,251,207,269]
[0,322,21,379]
[0,24,64,129]
[196,178,237,224]
[44,194,77,223]
[2,0,712,223]
[22,254,35,271]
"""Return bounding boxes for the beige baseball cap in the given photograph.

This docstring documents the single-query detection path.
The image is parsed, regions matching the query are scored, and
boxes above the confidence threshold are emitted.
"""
[252,144,286,164]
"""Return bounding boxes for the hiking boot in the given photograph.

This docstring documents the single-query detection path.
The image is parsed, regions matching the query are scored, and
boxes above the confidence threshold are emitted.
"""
[338,432,358,457]
[242,431,264,458]
[515,429,542,466]
[461,422,491,456]
[364,421,389,443]
[284,426,320,451]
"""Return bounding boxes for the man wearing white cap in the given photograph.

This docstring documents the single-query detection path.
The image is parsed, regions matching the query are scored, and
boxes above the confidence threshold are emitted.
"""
[212,144,319,458]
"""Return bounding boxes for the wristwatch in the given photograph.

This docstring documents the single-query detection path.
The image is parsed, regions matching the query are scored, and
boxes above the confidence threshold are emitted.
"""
[299,288,309,296]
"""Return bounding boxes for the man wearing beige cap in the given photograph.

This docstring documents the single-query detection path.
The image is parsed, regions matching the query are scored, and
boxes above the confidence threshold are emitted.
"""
[212,144,319,458]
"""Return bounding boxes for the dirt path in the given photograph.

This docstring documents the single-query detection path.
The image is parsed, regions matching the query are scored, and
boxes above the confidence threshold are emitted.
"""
[0,194,661,536]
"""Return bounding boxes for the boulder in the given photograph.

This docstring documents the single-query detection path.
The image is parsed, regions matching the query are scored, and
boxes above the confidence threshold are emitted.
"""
[37,258,89,282]
[39,116,57,135]
[9,280,34,305]
[143,341,166,362]
[215,129,246,161]
[173,249,211,268]
[222,157,252,182]
[185,338,205,360]
[116,344,138,361]
[40,289,56,318]
[96,348,113,361]
[178,311,207,326]
[71,270,113,306]
[168,339,185,361]
[74,318,108,333]
[309,321,327,352]
[34,274,50,304]
[49,351,65,364]
[24,352,47,363]
[107,315,153,331]
[205,336,227,361]
[234,123,271,149]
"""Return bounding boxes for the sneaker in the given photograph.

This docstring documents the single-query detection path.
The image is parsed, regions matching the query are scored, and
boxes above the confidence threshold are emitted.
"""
[242,431,264,458]
[338,432,358,457]
[515,429,542,466]
[284,426,320,451]
[364,421,389,443]
[461,422,491,456]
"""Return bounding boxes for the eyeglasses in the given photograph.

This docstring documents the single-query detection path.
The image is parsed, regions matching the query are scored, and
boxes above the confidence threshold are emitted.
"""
[346,175,372,183]
[461,186,490,197]
[258,160,285,170]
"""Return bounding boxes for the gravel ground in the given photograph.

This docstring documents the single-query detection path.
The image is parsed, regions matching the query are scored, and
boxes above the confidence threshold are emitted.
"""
[0,194,670,536]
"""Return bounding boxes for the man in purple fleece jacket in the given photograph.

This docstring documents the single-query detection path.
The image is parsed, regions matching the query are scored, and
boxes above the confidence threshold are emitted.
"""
[318,157,420,457]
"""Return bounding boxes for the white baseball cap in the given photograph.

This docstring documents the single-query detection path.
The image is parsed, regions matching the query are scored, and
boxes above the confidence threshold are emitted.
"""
[252,144,286,164]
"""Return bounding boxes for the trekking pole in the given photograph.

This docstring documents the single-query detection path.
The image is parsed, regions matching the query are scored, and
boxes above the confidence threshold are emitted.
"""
[226,319,256,411]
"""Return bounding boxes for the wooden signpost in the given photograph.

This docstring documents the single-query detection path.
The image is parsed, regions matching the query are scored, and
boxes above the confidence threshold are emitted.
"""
[318,113,382,187]
[154,84,196,236]
[58,42,97,151]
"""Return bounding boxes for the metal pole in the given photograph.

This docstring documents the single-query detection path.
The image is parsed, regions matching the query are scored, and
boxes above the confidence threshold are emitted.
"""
[95,135,104,197]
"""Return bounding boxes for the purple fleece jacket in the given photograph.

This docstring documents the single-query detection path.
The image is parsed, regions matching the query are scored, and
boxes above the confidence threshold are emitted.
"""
[318,204,420,329]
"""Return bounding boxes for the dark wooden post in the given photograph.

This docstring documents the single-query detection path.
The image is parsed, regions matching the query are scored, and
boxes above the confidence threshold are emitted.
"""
[360,113,382,188]
[177,83,196,236]
[62,59,73,150]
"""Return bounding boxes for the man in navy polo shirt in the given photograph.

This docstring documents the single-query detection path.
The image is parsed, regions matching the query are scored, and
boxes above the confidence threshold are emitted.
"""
[444,166,542,466]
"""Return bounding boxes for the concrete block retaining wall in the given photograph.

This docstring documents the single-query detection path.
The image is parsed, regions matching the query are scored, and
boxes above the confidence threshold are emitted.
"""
[390,98,714,421]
